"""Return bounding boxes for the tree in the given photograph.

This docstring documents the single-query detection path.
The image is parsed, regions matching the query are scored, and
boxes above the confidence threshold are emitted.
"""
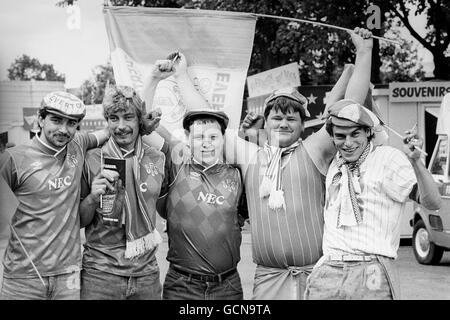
[61,0,437,83]
[378,0,450,80]
[80,63,116,104]
[8,54,65,81]
[380,27,425,82]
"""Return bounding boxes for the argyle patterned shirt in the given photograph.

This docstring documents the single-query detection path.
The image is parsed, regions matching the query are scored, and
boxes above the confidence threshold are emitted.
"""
[161,143,243,275]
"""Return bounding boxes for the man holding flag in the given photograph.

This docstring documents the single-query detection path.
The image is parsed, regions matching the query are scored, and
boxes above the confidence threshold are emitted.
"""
[150,27,374,299]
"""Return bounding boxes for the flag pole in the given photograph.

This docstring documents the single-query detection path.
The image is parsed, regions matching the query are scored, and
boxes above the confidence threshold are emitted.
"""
[383,124,428,156]
[252,13,401,46]
[10,224,47,288]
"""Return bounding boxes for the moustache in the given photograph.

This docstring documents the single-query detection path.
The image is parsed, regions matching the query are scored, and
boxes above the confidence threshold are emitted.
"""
[114,129,133,135]
[54,133,70,139]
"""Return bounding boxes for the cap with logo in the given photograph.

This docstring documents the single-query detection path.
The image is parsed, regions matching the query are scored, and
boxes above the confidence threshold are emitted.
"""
[327,99,380,128]
[264,87,310,118]
[182,109,230,131]
[40,91,86,121]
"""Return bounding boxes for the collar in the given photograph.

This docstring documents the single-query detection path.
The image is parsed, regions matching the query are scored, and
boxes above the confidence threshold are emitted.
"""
[120,147,135,158]
[191,157,223,173]
[34,135,67,159]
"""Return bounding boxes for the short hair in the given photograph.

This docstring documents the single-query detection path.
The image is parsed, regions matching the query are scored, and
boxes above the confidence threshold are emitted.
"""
[185,116,226,135]
[325,119,374,142]
[263,96,306,122]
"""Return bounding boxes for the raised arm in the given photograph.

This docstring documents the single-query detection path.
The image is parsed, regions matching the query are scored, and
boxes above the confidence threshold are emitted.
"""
[345,27,373,103]
[304,27,374,175]
[403,132,441,210]
[171,52,210,111]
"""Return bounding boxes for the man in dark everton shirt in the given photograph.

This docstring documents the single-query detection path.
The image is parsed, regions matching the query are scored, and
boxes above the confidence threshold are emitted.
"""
[142,55,246,300]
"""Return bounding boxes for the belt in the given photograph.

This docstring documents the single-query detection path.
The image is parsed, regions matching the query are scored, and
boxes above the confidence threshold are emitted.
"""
[172,266,237,283]
[328,254,377,262]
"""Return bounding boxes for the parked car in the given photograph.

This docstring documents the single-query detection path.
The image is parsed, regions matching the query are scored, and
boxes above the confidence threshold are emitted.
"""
[410,135,450,264]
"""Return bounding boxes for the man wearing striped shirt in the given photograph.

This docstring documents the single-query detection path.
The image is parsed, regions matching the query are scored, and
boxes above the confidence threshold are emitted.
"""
[304,100,441,300]
[230,28,374,300]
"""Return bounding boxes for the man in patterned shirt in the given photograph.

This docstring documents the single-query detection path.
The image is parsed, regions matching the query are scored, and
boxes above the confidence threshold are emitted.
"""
[142,54,247,300]
[304,100,441,300]
[79,85,167,300]
[0,92,110,300]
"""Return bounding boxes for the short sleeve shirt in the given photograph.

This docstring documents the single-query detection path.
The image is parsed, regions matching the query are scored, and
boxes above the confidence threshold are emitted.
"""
[81,140,166,276]
[161,140,244,275]
[0,132,97,278]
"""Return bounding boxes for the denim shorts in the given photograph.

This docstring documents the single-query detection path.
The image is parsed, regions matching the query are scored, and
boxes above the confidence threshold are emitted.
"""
[304,258,394,300]
[80,268,161,300]
[162,265,243,300]
[1,271,80,300]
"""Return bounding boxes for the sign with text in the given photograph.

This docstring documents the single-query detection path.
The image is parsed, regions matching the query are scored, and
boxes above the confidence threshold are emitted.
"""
[246,62,301,98]
[104,7,256,137]
[389,81,450,103]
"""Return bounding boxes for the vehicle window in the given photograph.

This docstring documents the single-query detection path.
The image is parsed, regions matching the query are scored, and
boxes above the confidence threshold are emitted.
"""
[430,138,448,176]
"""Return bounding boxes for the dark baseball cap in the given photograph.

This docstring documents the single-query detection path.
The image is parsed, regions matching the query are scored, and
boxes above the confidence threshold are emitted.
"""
[182,109,229,131]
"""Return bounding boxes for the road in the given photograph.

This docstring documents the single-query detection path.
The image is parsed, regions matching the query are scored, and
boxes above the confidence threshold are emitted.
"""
[1,223,449,300]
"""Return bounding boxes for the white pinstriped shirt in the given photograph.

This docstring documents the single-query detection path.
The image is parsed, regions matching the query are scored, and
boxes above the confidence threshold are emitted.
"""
[322,145,417,259]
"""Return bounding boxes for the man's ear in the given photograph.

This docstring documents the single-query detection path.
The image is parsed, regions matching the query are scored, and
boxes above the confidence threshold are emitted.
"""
[38,115,45,129]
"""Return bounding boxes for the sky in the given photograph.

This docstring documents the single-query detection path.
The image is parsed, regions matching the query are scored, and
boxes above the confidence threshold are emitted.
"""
[0,0,109,88]
[0,0,433,88]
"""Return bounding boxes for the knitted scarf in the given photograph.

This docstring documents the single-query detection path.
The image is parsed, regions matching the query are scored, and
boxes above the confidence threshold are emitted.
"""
[259,139,301,210]
[332,142,372,228]
[103,137,162,259]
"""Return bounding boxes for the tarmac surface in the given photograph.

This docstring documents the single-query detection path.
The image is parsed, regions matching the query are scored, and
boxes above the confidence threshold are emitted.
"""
[1,219,449,300]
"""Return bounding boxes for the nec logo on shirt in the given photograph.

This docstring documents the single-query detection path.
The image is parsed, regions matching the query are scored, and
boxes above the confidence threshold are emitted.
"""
[197,191,224,205]
[48,176,72,190]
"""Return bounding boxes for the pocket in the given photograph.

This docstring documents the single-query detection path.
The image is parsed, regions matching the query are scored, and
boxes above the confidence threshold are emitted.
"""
[224,272,243,293]
[163,269,188,291]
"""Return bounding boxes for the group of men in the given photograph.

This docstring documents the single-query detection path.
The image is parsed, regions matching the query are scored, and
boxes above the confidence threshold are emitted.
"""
[0,26,441,300]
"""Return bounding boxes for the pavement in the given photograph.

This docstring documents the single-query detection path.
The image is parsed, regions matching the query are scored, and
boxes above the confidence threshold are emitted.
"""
[1,219,449,300]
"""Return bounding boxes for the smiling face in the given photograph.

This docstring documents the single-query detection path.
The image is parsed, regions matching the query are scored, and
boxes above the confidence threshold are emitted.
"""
[332,125,371,162]
[187,118,224,167]
[38,112,79,149]
[107,106,140,150]
[264,108,304,148]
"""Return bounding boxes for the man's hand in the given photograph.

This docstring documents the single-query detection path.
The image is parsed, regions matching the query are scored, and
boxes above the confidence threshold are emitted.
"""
[150,59,176,81]
[349,27,373,52]
[141,108,162,135]
[89,169,119,203]
[239,112,265,145]
[402,130,423,161]
[166,52,187,77]
[240,112,264,132]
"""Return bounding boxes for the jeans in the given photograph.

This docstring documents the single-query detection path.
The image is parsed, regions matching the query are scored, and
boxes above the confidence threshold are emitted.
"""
[304,258,394,300]
[162,265,243,300]
[1,272,80,300]
[81,268,162,300]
